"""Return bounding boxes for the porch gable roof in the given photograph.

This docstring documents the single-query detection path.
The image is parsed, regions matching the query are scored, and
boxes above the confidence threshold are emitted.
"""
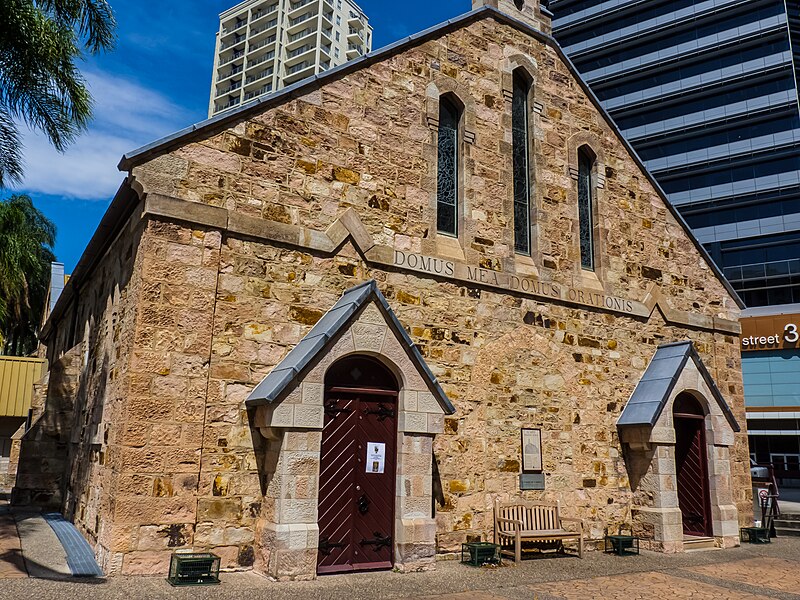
[618,341,740,432]
[246,280,455,414]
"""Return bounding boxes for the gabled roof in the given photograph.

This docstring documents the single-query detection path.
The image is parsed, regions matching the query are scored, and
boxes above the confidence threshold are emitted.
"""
[116,5,743,310]
[618,341,740,432]
[246,280,456,414]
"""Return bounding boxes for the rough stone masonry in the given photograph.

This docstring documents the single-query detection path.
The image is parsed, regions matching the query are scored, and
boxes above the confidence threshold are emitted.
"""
[15,0,752,580]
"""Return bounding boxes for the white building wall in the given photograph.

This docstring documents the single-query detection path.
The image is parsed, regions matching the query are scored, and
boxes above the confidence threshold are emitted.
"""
[209,0,373,117]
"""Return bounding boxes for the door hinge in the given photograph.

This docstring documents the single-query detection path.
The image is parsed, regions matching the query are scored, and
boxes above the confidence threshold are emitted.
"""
[360,533,392,552]
[325,403,353,417]
[363,403,395,421]
[319,537,347,555]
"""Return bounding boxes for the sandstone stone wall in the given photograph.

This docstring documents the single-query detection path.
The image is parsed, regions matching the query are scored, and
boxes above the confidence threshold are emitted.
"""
[15,209,147,574]
[38,12,750,574]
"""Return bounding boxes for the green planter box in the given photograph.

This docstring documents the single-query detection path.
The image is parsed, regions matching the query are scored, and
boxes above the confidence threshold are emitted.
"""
[461,542,501,567]
[741,527,770,544]
[167,553,221,586]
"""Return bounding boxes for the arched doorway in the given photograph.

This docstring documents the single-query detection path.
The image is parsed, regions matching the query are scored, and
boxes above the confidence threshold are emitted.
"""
[317,355,399,575]
[673,393,713,537]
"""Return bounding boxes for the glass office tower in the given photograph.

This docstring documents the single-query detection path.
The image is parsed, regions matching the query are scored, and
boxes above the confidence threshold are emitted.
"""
[550,0,800,485]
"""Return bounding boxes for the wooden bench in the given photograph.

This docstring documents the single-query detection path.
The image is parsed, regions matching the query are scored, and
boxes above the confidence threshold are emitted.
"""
[494,499,584,563]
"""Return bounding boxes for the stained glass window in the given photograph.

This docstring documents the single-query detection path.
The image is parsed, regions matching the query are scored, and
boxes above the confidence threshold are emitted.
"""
[578,148,595,271]
[512,71,531,255]
[437,97,459,236]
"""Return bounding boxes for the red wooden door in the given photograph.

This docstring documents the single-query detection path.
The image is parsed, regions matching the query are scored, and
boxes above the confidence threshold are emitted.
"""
[317,384,397,575]
[674,415,712,537]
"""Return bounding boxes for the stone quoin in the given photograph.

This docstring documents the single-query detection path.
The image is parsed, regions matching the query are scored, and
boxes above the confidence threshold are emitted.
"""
[13,0,752,580]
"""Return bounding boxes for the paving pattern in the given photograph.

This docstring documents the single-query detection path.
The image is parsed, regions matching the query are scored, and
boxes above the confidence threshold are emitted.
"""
[0,507,27,578]
[689,557,800,595]
[527,571,773,600]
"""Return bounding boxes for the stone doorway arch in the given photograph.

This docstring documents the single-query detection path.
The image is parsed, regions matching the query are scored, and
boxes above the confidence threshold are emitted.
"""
[618,342,741,552]
[246,281,455,580]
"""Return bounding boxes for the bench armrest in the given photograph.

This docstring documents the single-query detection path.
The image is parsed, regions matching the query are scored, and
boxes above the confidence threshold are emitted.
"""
[496,517,524,532]
[560,517,584,531]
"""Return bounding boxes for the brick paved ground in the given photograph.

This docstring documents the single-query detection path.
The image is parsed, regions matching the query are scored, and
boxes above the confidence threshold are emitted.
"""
[3,534,800,599]
[0,505,27,579]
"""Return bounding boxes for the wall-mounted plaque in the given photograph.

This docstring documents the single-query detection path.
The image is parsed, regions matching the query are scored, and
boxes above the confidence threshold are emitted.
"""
[521,428,542,473]
[520,473,545,490]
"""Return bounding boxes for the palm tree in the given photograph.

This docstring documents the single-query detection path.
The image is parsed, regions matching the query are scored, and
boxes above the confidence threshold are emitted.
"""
[0,194,56,355]
[0,0,116,187]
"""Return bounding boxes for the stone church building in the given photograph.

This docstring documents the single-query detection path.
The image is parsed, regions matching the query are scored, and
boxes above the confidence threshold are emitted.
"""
[14,0,752,579]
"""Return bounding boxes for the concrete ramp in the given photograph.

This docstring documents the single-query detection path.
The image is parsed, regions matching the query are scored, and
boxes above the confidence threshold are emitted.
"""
[42,513,103,577]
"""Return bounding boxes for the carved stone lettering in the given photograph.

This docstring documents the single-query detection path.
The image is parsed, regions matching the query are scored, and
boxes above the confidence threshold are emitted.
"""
[393,250,639,316]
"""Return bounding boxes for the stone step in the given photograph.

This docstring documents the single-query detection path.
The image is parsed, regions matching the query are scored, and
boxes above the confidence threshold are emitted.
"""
[774,520,800,530]
[776,512,800,522]
[775,527,800,537]
[683,536,717,551]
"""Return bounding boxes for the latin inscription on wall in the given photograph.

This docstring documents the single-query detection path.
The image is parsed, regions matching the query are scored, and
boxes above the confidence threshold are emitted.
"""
[393,250,647,317]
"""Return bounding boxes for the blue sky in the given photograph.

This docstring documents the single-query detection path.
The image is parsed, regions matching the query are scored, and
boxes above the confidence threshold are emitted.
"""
[7,0,465,273]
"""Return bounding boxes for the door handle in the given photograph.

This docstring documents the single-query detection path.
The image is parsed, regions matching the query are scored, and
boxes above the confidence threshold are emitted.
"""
[358,494,370,515]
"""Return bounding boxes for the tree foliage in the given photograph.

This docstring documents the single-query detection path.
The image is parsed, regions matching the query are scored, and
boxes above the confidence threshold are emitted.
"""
[0,0,116,187]
[0,194,56,355]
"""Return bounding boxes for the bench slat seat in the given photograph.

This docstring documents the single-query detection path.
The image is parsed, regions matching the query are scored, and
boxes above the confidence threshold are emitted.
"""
[494,499,584,563]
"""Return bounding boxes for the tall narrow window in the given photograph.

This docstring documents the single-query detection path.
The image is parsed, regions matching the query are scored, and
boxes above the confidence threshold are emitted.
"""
[578,147,595,270]
[437,96,459,236]
[512,71,531,255]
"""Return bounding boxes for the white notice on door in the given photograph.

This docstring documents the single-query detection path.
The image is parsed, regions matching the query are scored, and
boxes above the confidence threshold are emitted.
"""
[366,442,386,474]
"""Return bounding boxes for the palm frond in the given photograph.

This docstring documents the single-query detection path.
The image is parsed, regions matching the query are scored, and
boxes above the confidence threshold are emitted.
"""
[0,107,24,187]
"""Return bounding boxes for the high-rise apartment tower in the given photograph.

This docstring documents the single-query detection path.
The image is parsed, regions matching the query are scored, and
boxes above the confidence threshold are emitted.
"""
[210,0,372,117]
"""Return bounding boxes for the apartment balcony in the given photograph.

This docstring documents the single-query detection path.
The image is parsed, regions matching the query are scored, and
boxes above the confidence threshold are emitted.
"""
[219,32,246,51]
[217,96,242,112]
[348,12,364,30]
[287,10,318,33]
[244,84,273,101]
[248,34,277,54]
[216,80,242,97]
[284,61,315,84]
[347,28,364,45]
[249,18,279,40]
[346,43,362,59]
[245,67,274,85]
[250,2,279,25]
[287,26,316,45]
[247,50,277,68]
[217,63,244,83]
[221,18,247,35]
[285,44,315,65]
[220,49,246,66]
[289,0,316,14]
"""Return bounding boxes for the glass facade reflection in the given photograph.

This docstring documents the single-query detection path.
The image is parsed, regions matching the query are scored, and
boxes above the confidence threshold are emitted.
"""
[551,0,800,481]
[551,0,800,309]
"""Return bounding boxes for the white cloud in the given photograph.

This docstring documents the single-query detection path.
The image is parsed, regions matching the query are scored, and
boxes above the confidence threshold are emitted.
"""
[13,69,193,200]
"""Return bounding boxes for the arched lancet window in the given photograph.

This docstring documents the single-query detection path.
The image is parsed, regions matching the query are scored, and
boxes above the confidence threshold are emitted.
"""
[512,69,532,255]
[578,146,596,271]
[437,95,460,237]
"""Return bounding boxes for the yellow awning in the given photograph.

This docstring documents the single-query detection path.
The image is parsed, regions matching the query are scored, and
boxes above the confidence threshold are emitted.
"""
[0,356,47,418]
